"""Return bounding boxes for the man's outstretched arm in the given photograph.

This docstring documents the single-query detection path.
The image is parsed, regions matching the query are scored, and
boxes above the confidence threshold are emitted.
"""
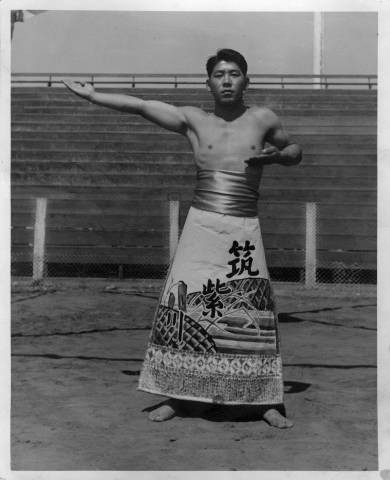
[63,80,189,135]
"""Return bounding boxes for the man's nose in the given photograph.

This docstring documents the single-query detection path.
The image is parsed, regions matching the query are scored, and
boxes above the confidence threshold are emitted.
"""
[222,75,232,85]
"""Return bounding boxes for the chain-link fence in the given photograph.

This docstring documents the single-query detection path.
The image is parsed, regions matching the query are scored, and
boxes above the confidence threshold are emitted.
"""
[11,196,376,286]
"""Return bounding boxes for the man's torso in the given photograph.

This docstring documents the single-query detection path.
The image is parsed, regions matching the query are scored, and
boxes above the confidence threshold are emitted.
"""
[182,106,271,173]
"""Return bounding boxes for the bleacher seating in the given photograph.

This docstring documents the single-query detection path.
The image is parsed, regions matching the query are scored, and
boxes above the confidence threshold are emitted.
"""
[11,87,377,280]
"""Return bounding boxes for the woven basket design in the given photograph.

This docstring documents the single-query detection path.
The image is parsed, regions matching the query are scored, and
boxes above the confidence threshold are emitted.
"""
[152,305,216,353]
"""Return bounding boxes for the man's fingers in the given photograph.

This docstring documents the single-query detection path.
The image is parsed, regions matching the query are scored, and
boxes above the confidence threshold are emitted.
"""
[248,152,277,160]
[63,80,83,87]
[245,152,279,165]
[63,80,77,89]
[261,146,278,154]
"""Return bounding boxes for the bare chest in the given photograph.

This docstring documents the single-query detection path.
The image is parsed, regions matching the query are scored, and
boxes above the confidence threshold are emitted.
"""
[188,111,269,170]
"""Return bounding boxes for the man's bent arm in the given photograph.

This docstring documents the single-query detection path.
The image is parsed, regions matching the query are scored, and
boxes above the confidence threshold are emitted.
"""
[258,108,302,166]
[277,142,302,166]
[63,81,188,134]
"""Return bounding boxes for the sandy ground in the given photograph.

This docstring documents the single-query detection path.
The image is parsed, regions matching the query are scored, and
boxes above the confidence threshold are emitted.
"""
[11,278,377,471]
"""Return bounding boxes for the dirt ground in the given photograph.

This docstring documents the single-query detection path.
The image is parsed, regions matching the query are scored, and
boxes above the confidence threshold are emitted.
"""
[11,278,377,471]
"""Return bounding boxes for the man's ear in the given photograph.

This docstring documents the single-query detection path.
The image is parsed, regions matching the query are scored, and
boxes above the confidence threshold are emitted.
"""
[206,78,211,91]
[244,76,250,90]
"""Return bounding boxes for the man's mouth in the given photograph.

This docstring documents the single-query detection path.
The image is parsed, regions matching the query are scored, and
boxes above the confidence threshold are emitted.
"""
[221,90,234,96]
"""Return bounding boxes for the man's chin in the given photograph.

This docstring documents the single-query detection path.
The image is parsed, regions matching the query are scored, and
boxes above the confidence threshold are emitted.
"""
[218,96,238,104]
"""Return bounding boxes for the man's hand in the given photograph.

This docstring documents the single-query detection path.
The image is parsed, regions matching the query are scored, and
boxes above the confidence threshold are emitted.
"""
[63,80,95,101]
[245,146,282,166]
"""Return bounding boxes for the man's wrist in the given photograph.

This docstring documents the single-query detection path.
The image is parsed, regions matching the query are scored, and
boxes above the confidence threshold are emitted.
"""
[86,90,95,102]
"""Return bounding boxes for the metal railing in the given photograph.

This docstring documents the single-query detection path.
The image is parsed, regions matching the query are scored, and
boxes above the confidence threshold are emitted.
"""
[11,73,377,89]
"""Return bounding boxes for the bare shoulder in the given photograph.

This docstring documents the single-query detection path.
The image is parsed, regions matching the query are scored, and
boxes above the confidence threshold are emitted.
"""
[249,105,280,126]
[179,105,208,119]
[179,105,209,129]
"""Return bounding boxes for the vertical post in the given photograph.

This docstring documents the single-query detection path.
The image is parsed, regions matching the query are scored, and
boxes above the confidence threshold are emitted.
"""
[118,264,124,279]
[313,12,324,89]
[33,198,47,281]
[305,202,317,288]
[168,194,180,261]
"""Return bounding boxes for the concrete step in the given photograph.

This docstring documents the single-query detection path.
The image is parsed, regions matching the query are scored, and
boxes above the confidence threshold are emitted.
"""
[11,103,377,114]
[11,223,376,244]
[11,172,376,189]
[11,92,377,105]
[11,131,377,144]
[10,196,377,215]
[11,141,377,153]
[11,96,377,107]
[11,230,375,254]
[10,90,377,99]
[10,114,377,126]
[11,160,377,178]
[11,108,377,117]
[10,150,377,165]
[10,184,377,203]
[11,122,377,135]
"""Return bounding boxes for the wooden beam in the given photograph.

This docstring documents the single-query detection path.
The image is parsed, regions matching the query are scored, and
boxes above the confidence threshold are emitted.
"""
[32,197,47,281]
[305,202,317,287]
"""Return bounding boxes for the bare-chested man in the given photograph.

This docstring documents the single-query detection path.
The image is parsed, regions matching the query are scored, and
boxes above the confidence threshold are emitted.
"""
[64,49,301,428]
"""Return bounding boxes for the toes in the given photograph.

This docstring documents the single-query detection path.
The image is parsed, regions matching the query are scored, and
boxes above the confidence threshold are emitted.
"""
[263,409,293,429]
[148,404,176,422]
[284,418,294,428]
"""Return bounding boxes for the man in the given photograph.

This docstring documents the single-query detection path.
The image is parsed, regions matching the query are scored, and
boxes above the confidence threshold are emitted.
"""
[64,48,301,428]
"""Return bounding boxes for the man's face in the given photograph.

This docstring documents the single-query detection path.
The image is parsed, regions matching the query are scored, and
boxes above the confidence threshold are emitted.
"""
[207,60,248,105]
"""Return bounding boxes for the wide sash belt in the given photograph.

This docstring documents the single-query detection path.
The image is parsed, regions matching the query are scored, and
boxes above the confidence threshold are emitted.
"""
[191,169,261,217]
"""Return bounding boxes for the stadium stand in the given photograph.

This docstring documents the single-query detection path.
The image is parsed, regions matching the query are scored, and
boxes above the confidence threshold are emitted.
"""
[11,86,377,282]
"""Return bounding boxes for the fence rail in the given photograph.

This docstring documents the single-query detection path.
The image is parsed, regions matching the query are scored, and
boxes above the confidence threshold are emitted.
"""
[11,197,376,285]
[11,73,378,89]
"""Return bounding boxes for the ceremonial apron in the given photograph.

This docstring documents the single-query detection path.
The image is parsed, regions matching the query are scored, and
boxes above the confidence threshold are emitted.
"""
[138,169,283,405]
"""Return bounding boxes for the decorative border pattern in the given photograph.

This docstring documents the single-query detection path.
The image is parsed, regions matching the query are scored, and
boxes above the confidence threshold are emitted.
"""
[144,344,282,378]
[139,344,284,405]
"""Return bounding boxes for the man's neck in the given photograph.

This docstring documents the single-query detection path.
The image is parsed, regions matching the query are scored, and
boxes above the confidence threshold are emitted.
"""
[213,101,247,121]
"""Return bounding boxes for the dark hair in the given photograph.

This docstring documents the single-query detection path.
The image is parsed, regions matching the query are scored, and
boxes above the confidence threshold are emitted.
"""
[206,49,248,77]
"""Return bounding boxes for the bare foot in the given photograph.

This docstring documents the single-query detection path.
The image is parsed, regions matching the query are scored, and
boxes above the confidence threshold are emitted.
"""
[263,408,294,429]
[148,400,178,422]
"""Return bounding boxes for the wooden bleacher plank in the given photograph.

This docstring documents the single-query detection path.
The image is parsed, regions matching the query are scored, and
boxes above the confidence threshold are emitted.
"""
[11,245,170,264]
[11,185,376,204]
[11,131,377,145]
